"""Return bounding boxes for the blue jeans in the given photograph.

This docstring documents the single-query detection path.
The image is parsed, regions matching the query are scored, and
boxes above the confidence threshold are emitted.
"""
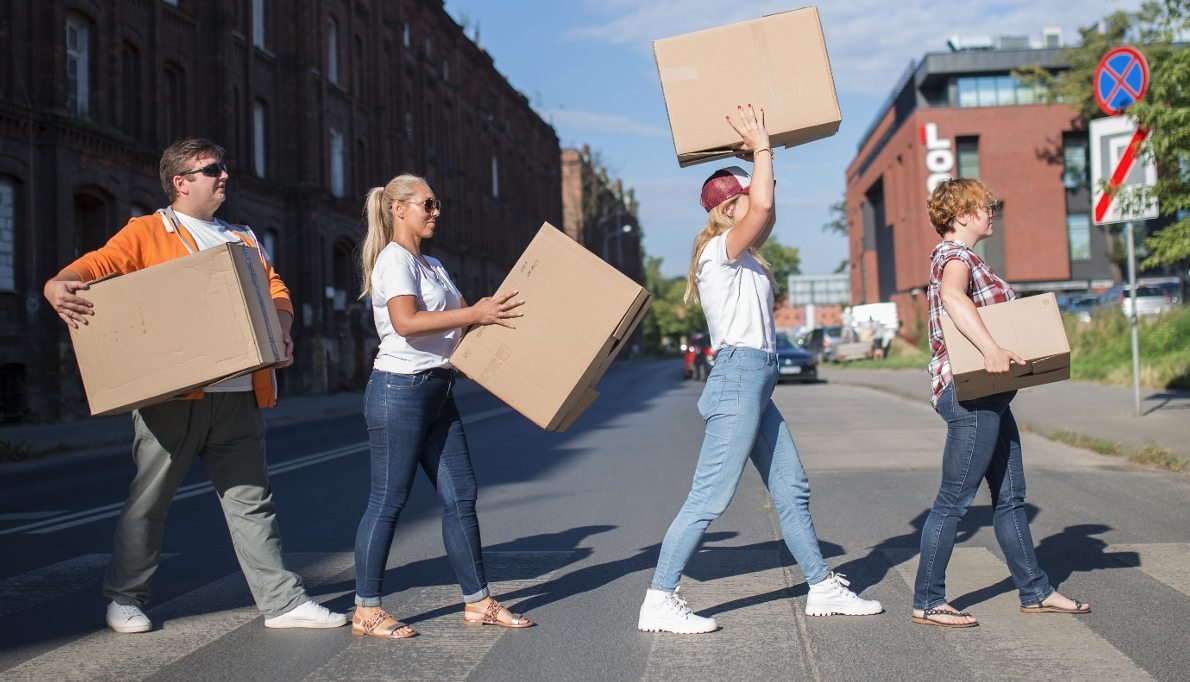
[913,383,1053,609]
[651,347,830,592]
[354,368,489,606]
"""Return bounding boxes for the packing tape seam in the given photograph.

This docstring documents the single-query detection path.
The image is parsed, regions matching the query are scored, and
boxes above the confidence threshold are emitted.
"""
[750,24,782,112]
[242,247,281,360]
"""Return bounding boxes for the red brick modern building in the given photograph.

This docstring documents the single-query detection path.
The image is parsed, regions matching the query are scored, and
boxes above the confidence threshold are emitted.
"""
[845,38,1147,339]
[0,0,561,420]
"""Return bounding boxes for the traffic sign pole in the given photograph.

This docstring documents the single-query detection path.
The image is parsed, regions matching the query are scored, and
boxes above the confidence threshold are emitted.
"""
[1093,45,1151,418]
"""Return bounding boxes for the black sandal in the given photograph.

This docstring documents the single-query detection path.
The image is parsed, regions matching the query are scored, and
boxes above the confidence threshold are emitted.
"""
[1020,599,1090,614]
[911,607,979,628]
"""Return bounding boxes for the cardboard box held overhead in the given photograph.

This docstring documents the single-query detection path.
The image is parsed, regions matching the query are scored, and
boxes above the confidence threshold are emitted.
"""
[940,293,1071,400]
[69,243,285,416]
[450,224,651,431]
[653,6,840,167]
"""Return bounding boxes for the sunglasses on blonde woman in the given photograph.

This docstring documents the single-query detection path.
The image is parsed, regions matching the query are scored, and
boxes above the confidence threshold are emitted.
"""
[403,198,442,213]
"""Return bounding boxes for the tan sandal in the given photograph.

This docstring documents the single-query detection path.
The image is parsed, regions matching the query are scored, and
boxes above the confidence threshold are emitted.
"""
[351,609,418,639]
[462,600,535,628]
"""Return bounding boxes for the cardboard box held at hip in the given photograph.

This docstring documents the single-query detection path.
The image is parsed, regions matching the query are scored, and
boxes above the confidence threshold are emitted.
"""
[68,243,286,416]
[940,293,1071,400]
[450,224,651,431]
[652,6,841,168]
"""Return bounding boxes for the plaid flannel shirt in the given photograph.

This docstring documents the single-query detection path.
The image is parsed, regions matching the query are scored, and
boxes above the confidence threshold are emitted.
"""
[927,239,1015,406]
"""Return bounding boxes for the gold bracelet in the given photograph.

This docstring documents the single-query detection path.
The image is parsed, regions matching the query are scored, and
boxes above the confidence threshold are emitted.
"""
[754,147,774,156]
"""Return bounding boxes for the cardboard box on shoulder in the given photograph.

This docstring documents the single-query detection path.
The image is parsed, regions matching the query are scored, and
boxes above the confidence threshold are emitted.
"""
[653,6,840,168]
[69,243,286,416]
[450,224,651,431]
[940,293,1071,400]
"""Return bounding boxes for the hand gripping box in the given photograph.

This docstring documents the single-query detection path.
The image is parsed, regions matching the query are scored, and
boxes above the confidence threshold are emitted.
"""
[940,293,1071,400]
[450,224,651,431]
[68,243,285,415]
[653,6,841,167]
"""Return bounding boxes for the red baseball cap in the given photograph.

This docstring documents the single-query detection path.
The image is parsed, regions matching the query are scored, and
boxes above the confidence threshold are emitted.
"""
[699,166,751,212]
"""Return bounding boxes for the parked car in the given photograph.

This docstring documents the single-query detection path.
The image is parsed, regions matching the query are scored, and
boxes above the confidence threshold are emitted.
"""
[1059,293,1099,322]
[683,333,715,381]
[797,325,842,363]
[775,333,817,383]
[1092,284,1178,319]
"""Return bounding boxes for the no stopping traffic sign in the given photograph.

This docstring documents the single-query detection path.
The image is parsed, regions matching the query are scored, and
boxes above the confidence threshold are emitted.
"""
[1095,46,1149,116]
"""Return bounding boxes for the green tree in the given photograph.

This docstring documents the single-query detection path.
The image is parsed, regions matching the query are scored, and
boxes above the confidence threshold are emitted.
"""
[641,256,706,352]
[1017,0,1189,268]
[759,237,801,303]
[821,200,847,236]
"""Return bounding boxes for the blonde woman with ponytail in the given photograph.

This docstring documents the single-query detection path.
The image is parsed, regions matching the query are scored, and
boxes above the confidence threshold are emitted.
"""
[352,174,534,639]
[638,105,882,635]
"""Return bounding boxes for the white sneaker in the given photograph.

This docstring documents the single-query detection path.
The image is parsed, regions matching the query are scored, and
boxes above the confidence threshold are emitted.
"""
[805,572,883,616]
[637,587,719,634]
[106,601,152,633]
[263,599,348,629]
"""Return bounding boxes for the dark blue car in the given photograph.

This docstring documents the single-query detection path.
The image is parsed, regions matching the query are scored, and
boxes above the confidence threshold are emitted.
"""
[776,333,817,383]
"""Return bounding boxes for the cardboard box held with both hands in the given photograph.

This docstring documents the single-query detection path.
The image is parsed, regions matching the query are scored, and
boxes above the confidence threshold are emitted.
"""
[450,224,651,431]
[69,243,286,416]
[940,293,1071,400]
[652,6,841,168]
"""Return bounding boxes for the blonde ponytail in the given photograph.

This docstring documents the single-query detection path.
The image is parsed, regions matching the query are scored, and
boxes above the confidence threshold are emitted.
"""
[683,200,774,304]
[358,173,428,297]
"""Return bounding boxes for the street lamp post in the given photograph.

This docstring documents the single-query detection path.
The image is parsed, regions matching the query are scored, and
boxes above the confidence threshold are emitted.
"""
[602,224,633,267]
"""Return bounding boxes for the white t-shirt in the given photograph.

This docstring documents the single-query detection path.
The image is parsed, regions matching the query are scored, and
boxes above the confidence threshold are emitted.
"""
[697,231,776,353]
[371,243,464,374]
[172,209,254,392]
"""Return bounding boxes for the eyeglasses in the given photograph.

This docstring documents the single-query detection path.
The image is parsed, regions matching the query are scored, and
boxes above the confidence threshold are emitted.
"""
[179,162,229,178]
[403,198,442,213]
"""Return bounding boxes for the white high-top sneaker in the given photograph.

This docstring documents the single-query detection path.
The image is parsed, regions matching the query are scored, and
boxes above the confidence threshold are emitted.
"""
[805,572,883,616]
[637,587,719,634]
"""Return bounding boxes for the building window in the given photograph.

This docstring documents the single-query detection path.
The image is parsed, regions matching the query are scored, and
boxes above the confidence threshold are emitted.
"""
[353,37,364,95]
[424,38,433,58]
[65,15,90,117]
[405,111,414,140]
[1063,137,1089,189]
[355,139,367,194]
[162,64,185,143]
[253,101,267,178]
[956,137,980,179]
[956,75,1045,108]
[121,44,141,136]
[252,0,266,49]
[329,128,345,197]
[326,18,339,84]
[1067,214,1091,261]
[443,60,450,82]
[0,180,15,293]
[491,156,499,198]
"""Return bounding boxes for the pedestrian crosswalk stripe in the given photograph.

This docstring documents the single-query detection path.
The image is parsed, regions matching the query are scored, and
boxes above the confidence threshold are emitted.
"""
[641,548,817,681]
[884,547,1151,680]
[0,553,353,682]
[0,443,369,536]
[300,551,574,682]
[1105,543,1190,595]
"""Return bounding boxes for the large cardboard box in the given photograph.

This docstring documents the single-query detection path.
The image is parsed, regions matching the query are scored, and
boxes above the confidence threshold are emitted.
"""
[940,293,1071,400]
[653,7,840,167]
[450,224,651,431]
[69,243,285,416]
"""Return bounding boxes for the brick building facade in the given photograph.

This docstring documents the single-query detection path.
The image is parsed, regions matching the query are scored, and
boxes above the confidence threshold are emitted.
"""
[844,40,1169,340]
[560,146,643,283]
[0,0,561,421]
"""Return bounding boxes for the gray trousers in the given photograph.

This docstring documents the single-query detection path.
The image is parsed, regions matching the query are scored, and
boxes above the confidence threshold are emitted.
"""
[102,392,307,617]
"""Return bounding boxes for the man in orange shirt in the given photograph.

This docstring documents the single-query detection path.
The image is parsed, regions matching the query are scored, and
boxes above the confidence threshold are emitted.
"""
[43,138,347,634]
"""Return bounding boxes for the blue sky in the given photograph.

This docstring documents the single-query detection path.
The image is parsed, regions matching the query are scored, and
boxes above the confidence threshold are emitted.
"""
[444,0,1141,277]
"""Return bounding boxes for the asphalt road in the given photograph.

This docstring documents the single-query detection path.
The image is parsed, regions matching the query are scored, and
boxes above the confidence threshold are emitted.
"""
[1,360,1187,681]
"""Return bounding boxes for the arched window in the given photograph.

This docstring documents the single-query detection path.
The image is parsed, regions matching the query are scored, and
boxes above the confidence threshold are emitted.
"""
[329,128,345,197]
[65,14,91,116]
[0,179,16,293]
[326,18,339,84]
[162,63,186,143]
[121,43,141,136]
[253,100,268,178]
[73,191,110,258]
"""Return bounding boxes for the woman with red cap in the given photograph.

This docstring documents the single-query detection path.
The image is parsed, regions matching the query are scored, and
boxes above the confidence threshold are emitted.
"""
[637,105,883,634]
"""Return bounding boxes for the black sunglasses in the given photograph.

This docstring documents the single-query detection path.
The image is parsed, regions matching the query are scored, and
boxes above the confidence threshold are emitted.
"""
[403,198,442,213]
[179,162,229,178]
